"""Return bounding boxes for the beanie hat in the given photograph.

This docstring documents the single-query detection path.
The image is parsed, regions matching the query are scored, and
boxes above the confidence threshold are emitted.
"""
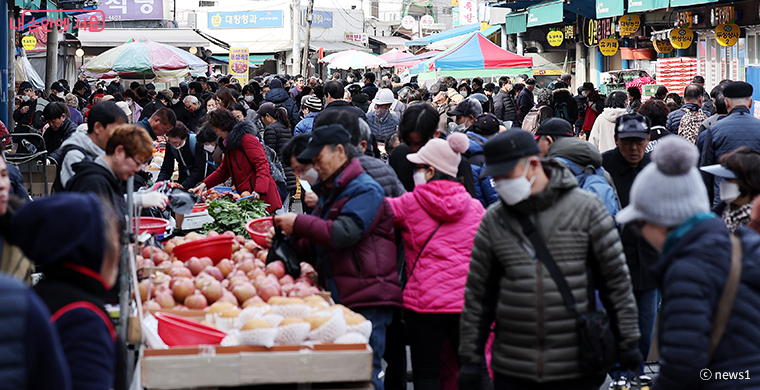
[64,93,79,108]
[269,79,283,90]
[12,193,106,273]
[303,95,322,112]
[616,136,710,228]
[407,132,469,177]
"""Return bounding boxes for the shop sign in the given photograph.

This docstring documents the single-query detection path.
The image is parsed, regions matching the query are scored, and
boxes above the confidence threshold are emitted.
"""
[401,15,415,29]
[547,30,564,46]
[21,35,36,51]
[669,27,693,49]
[675,11,692,28]
[97,0,164,21]
[599,38,618,56]
[229,47,249,85]
[344,32,368,44]
[619,14,640,36]
[584,18,612,46]
[715,23,739,46]
[209,11,283,29]
[710,6,734,27]
[11,10,106,33]
[459,0,477,26]
[421,15,435,29]
[654,39,673,53]
[301,10,333,28]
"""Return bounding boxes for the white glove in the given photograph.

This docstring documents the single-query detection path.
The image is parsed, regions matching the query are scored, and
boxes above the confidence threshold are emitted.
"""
[140,191,169,209]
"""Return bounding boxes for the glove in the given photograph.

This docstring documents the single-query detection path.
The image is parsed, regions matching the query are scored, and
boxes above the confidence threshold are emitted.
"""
[140,191,169,209]
[618,343,643,372]
[457,364,481,390]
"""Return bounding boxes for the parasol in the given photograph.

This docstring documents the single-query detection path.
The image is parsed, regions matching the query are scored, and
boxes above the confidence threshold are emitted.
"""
[323,49,388,70]
[81,39,208,79]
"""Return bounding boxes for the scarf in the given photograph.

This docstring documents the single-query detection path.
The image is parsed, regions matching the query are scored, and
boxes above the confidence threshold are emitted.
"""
[722,203,753,233]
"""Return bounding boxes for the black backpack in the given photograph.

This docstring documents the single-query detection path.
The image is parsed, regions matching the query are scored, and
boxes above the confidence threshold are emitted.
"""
[555,100,571,122]
[51,144,96,193]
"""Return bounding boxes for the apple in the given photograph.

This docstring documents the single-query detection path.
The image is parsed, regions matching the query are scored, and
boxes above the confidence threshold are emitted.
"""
[155,290,175,309]
[217,259,233,277]
[218,290,239,306]
[203,266,224,282]
[184,291,208,309]
[232,282,257,304]
[200,279,223,303]
[266,261,286,279]
[185,257,204,276]
[198,257,213,268]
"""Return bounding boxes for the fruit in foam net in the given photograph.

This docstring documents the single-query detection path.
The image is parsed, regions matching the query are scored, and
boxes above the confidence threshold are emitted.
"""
[280,317,306,326]
[242,319,271,330]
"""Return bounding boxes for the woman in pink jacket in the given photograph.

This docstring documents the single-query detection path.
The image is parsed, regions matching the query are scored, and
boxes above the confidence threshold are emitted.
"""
[386,132,486,390]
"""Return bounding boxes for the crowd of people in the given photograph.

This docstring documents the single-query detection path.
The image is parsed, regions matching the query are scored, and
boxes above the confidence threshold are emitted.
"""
[2,69,760,390]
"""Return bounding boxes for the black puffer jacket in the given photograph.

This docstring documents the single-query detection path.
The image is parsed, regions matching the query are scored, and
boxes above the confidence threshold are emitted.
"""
[551,88,579,125]
[264,121,295,192]
[265,88,300,128]
[357,155,405,197]
[492,89,517,122]
[46,118,78,164]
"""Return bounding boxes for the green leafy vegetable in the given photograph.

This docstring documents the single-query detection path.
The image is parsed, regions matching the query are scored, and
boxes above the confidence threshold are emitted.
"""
[201,198,269,236]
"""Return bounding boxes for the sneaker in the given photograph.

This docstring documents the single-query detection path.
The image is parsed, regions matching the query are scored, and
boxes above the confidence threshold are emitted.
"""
[610,376,627,389]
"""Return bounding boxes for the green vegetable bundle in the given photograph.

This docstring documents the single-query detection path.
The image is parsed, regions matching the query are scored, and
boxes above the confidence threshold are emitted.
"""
[201,198,269,236]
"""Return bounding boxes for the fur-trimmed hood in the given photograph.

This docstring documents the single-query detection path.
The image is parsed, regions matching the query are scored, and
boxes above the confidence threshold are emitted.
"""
[220,120,257,151]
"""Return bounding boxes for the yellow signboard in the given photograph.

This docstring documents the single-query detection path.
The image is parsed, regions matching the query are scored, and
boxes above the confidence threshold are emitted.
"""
[670,28,694,49]
[547,30,564,47]
[229,47,249,85]
[21,36,36,51]
[599,38,618,56]
[715,23,740,47]
[619,15,640,36]
[654,40,674,53]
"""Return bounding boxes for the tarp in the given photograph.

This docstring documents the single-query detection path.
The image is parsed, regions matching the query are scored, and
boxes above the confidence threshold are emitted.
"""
[405,24,480,47]
[419,31,533,71]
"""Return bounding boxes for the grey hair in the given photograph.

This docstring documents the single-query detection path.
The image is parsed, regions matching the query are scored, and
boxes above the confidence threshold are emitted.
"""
[183,95,199,105]
[356,120,372,146]
[725,97,752,108]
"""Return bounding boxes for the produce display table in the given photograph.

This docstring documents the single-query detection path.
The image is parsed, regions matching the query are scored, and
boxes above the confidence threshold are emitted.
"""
[142,344,372,389]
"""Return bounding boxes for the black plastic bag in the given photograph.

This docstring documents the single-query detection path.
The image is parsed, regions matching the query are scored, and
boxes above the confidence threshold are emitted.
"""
[166,187,198,215]
[266,217,301,279]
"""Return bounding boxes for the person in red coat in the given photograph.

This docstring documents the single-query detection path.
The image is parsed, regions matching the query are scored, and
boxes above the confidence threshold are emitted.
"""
[191,108,282,213]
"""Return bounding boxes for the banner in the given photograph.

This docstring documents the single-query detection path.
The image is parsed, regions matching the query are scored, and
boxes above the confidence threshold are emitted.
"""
[209,11,283,29]
[344,32,368,44]
[302,10,333,28]
[229,47,249,85]
[99,0,164,21]
[459,0,477,25]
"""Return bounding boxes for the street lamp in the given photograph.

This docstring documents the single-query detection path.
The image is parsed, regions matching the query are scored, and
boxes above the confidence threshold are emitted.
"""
[76,48,85,70]
[189,47,198,55]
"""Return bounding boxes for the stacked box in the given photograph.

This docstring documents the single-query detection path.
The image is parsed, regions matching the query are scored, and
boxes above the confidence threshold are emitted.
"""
[656,57,698,96]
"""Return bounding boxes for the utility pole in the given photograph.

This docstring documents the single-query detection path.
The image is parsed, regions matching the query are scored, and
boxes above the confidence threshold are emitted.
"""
[301,0,313,77]
[45,26,58,94]
[291,0,301,75]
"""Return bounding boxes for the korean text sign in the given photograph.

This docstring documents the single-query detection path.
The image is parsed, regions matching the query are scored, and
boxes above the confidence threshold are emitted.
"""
[209,11,283,29]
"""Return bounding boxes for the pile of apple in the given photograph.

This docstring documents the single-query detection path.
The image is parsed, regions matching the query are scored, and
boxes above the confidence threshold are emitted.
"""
[138,231,321,312]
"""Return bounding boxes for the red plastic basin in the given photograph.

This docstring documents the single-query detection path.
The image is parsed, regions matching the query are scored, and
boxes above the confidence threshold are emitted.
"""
[155,312,226,347]
[133,217,170,235]
[172,235,234,264]
[246,217,273,248]
[191,203,209,213]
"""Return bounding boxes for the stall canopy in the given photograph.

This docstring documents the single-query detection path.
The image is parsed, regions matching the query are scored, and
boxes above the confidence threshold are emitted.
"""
[405,24,480,47]
[415,31,532,79]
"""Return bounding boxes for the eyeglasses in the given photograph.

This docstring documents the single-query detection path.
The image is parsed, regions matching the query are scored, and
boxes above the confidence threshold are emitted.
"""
[130,156,149,169]
[620,137,648,146]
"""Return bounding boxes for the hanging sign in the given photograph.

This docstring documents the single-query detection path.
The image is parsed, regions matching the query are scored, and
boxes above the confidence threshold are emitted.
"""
[599,38,618,56]
[619,14,640,36]
[420,15,434,29]
[669,27,693,49]
[401,15,415,29]
[547,30,564,46]
[21,35,36,51]
[715,23,740,47]
[229,47,249,85]
[654,39,673,53]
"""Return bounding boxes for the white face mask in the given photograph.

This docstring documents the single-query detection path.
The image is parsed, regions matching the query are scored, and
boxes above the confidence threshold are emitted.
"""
[583,91,590,97]
[460,91,468,98]
[171,98,180,105]
[207,108,216,113]
[301,167,319,185]
[494,160,536,206]
[456,122,467,132]
[203,144,215,153]
[56,92,64,98]
[720,180,741,204]
[21,95,30,102]
[175,139,186,149]
[413,170,428,187]
[245,95,255,103]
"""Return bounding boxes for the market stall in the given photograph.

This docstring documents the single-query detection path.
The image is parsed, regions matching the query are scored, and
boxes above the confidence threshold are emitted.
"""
[413,31,533,84]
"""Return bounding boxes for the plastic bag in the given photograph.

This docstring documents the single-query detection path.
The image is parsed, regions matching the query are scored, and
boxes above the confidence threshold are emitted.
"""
[267,218,301,279]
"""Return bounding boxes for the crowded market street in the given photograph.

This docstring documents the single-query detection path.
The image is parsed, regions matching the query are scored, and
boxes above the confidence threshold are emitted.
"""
[3,0,760,389]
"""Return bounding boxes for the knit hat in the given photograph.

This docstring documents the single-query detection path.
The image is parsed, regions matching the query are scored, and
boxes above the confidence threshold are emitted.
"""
[269,79,283,90]
[407,132,468,177]
[616,136,710,227]
[303,95,322,112]
[64,93,78,108]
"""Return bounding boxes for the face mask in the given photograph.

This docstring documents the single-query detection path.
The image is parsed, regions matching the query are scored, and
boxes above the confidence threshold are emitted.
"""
[507,84,513,91]
[207,108,216,113]
[413,170,427,187]
[245,95,254,103]
[460,91,468,98]
[301,167,319,185]
[720,180,741,204]
[175,139,186,149]
[171,98,180,105]
[56,92,64,98]
[21,95,30,102]
[456,122,467,132]
[203,144,215,153]
[494,161,536,206]
[376,108,389,120]
[126,99,132,104]
[583,91,589,97]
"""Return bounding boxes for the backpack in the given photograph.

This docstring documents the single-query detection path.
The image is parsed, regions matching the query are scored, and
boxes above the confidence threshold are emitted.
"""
[51,144,96,193]
[262,143,286,185]
[521,106,542,134]
[677,107,708,144]
[554,100,571,122]
[169,133,196,159]
[554,157,619,216]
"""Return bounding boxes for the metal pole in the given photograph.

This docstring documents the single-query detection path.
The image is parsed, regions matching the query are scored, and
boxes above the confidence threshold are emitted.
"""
[291,0,300,75]
[0,0,9,128]
[118,175,135,390]
[45,26,58,94]
[301,0,314,77]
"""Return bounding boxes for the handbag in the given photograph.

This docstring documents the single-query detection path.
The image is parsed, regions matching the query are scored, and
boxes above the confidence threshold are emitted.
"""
[514,213,618,374]
[266,216,301,279]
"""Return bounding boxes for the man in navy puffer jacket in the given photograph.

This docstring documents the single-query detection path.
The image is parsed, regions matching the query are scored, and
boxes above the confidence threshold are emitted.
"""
[264,79,300,127]
[618,136,760,390]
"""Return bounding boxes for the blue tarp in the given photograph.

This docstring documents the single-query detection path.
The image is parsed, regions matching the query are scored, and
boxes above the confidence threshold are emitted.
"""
[748,64,760,102]
[405,24,479,47]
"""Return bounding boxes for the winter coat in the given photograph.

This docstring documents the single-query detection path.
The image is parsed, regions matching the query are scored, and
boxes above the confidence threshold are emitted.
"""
[362,84,378,101]
[66,158,128,219]
[139,99,165,121]
[185,107,207,134]
[701,106,760,205]
[389,143,477,198]
[68,107,84,126]
[187,148,218,189]
[493,89,518,123]
[581,91,605,132]
[459,160,640,382]
[263,120,295,192]
[106,81,123,95]
[158,137,204,189]
[264,88,300,127]
[602,148,659,290]
[292,159,403,309]
[352,93,370,113]
[589,107,627,153]
[294,112,319,136]
[203,120,282,213]
[551,88,579,125]
[55,131,105,191]
[574,94,588,130]
[665,102,701,134]
[387,180,485,313]
[45,118,78,164]
[464,132,498,207]
[320,100,368,121]
[516,88,534,123]
[357,155,405,198]
[367,111,400,139]
[547,136,619,201]
[651,216,760,390]
[137,118,158,140]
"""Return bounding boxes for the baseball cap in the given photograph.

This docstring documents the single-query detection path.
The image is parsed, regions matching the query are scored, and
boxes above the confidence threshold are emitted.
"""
[51,82,64,92]
[480,129,540,178]
[374,89,394,105]
[298,124,352,160]
[472,113,500,136]
[699,164,737,179]
[614,113,651,139]
[19,81,32,92]
[525,78,537,85]
[447,99,483,117]
[535,118,574,138]
[582,82,595,91]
